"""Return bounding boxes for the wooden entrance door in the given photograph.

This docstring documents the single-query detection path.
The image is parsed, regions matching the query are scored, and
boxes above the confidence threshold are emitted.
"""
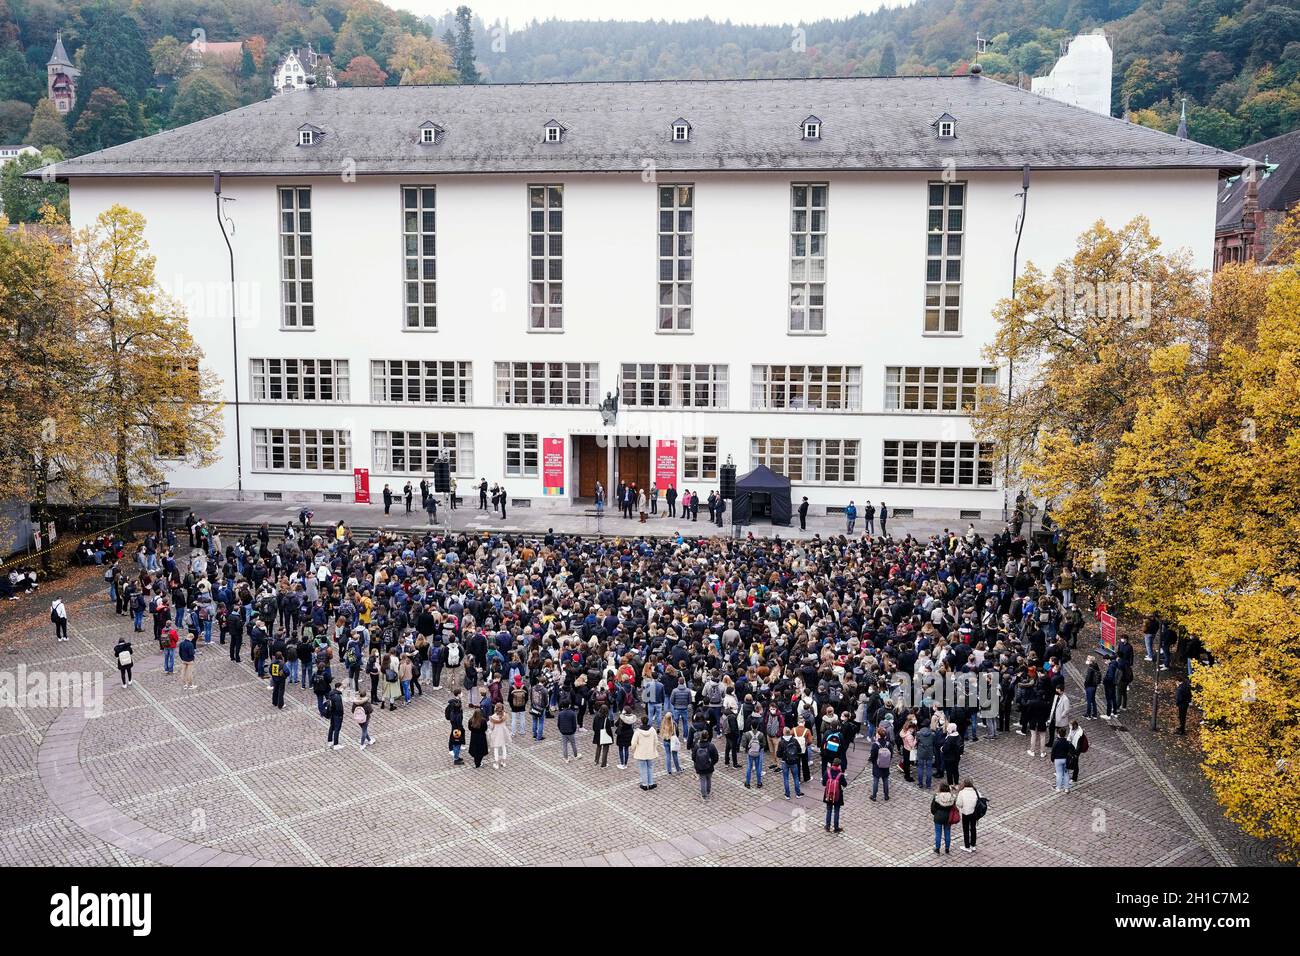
[576,435,604,498]
[617,441,651,493]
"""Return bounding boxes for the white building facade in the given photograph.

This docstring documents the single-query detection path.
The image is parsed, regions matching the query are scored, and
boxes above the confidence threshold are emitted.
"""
[53,77,1241,519]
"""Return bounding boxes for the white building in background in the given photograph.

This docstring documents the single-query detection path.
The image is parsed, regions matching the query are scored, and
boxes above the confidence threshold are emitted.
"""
[0,144,39,166]
[1032,31,1113,117]
[46,76,1242,519]
[272,44,337,95]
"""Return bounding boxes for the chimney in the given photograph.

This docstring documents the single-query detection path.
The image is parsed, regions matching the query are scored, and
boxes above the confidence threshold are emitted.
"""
[1243,163,1263,262]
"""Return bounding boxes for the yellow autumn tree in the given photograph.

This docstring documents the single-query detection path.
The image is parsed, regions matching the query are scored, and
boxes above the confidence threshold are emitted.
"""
[75,204,225,521]
[1102,249,1300,860]
[0,207,96,560]
[973,217,1204,560]
[388,34,455,86]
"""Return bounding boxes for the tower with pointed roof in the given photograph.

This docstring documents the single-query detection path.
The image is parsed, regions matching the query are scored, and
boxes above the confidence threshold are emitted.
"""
[46,31,80,114]
[1175,99,1188,139]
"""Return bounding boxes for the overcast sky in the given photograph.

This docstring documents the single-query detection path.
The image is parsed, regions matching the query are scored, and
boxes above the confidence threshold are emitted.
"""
[394,0,906,27]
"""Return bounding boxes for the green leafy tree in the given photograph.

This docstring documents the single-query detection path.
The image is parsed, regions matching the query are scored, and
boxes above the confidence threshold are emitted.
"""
[0,98,31,141]
[453,5,479,84]
[878,41,897,76]
[24,98,68,150]
[168,71,236,128]
[0,42,41,102]
[76,7,153,112]
[70,86,140,156]
[0,147,68,222]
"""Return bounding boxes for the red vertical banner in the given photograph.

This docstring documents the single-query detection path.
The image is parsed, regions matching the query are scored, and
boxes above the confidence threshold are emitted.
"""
[655,439,678,496]
[542,437,565,496]
[1099,611,1117,653]
[353,467,370,504]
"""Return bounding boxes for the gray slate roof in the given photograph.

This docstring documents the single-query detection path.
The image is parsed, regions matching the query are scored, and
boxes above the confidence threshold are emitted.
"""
[1215,129,1300,231]
[46,75,1249,179]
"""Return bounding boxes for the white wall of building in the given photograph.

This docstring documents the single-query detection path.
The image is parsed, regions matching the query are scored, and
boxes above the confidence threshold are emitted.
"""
[68,166,1220,516]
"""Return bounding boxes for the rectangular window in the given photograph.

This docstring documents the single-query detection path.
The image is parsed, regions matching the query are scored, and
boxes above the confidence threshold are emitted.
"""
[372,431,474,476]
[657,185,694,331]
[279,186,313,328]
[249,359,349,402]
[884,366,997,411]
[620,363,727,408]
[789,183,827,333]
[751,365,861,411]
[925,181,964,334]
[370,360,471,404]
[504,433,539,477]
[750,438,858,483]
[494,361,598,406]
[881,439,996,487]
[252,427,351,473]
[529,185,563,330]
[682,436,718,481]
[402,185,436,329]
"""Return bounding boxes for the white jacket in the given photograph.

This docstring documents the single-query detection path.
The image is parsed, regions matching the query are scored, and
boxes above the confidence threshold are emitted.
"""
[955,785,980,816]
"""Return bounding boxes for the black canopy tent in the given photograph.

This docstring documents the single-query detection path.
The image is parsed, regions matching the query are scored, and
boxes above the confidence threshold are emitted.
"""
[731,464,792,526]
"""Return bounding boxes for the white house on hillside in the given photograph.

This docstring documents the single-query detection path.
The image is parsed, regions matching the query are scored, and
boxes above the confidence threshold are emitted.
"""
[273,44,337,95]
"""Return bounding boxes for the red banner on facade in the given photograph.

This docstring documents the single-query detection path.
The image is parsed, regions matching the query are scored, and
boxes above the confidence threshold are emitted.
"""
[353,467,370,504]
[542,437,565,496]
[1099,611,1117,653]
[655,439,678,495]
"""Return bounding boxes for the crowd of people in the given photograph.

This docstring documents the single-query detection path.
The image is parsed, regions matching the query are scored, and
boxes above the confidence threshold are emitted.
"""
[89,510,1167,853]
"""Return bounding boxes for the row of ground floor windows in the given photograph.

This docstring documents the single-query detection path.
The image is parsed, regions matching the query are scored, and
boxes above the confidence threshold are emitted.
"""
[247,428,996,488]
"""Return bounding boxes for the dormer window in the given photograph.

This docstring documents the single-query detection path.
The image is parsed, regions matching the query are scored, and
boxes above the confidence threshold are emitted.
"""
[934,113,957,139]
[543,119,566,144]
[418,121,444,145]
[299,130,314,146]
[802,116,822,140]
[671,118,691,142]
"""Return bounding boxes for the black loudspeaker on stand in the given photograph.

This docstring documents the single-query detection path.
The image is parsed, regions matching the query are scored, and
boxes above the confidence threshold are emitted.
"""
[433,459,451,493]
[719,461,737,500]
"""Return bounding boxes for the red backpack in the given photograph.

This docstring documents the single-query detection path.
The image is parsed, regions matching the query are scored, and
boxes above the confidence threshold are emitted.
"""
[825,768,842,803]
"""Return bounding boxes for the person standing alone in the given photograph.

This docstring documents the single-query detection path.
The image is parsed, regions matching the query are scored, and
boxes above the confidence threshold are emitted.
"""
[50,597,69,642]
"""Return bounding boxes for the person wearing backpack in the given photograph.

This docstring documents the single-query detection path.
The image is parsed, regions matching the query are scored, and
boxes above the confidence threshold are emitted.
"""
[50,597,69,642]
[529,680,549,741]
[692,729,719,799]
[955,778,982,852]
[508,675,529,737]
[443,638,463,694]
[930,782,957,855]
[778,726,804,798]
[268,652,288,709]
[703,673,724,734]
[741,719,765,789]
[112,636,134,687]
[353,693,374,750]
[1066,719,1087,783]
[869,727,892,801]
[823,758,847,833]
